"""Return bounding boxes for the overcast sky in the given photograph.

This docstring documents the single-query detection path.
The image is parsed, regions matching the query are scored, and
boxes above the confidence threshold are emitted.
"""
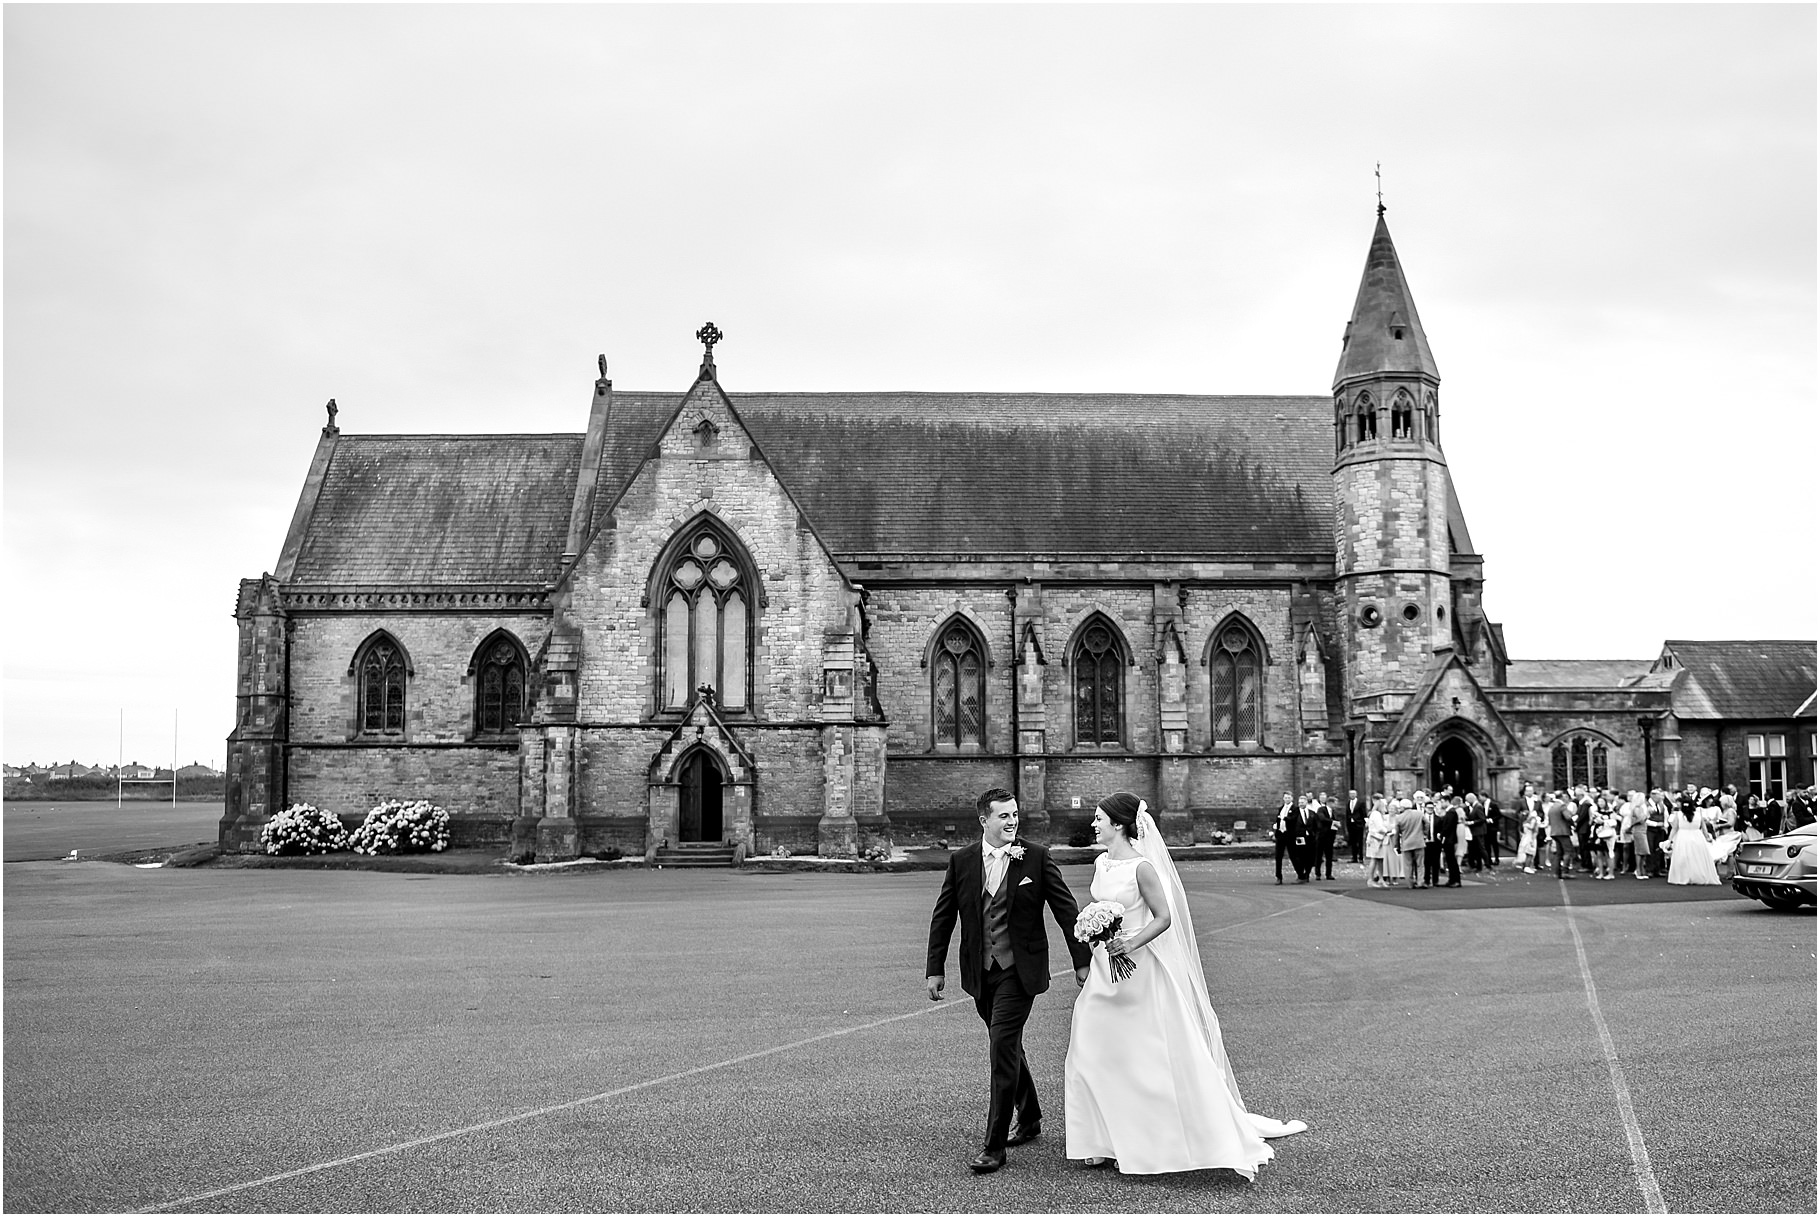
[5,4,1814,768]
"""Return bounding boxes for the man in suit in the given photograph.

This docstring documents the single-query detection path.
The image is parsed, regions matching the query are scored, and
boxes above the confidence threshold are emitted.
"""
[927,787,1092,1174]
[1393,796,1426,890]
[1420,794,1445,888]
[1545,790,1576,878]
[1345,789,1367,865]
[1463,793,1487,873]
[1436,795,1463,887]
[1272,791,1296,885]
[1481,793,1502,869]
[1574,787,1596,874]
[1312,793,1338,881]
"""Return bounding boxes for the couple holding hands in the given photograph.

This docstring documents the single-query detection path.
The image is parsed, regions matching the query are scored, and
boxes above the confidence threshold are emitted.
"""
[926,788,1306,1177]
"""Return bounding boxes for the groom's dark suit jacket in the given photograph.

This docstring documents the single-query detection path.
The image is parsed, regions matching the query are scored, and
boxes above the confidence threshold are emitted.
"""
[926,839,1092,1000]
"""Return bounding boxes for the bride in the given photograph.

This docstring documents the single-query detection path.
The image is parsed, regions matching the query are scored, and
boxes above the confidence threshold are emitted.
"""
[1064,793,1307,1176]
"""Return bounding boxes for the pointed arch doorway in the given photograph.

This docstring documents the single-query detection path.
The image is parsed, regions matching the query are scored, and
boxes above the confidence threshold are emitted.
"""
[1429,736,1478,796]
[678,750,726,842]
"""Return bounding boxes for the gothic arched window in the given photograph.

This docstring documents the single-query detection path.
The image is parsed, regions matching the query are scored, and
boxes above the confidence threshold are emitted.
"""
[1551,735,1610,790]
[657,524,753,712]
[931,620,986,748]
[356,634,407,736]
[1072,618,1126,747]
[472,632,528,734]
[1210,623,1263,746]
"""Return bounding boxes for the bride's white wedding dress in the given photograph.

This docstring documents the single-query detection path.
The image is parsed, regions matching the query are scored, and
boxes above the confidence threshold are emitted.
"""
[1064,810,1305,1177]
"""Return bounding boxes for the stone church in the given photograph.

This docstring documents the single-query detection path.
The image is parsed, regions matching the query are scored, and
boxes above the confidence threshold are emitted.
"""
[220,214,1810,859]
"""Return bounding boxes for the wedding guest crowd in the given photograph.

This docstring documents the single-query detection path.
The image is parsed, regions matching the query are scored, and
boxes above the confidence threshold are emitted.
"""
[1265,779,1815,892]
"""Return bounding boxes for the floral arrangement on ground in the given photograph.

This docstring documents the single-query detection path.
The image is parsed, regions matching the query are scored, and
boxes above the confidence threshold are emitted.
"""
[349,799,451,855]
[260,802,350,855]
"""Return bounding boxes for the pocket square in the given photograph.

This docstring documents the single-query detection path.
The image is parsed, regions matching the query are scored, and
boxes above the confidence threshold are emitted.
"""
[1018,876,1034,886]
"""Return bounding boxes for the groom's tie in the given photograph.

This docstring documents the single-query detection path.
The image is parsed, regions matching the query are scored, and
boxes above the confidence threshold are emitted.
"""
[984,845,1007,896]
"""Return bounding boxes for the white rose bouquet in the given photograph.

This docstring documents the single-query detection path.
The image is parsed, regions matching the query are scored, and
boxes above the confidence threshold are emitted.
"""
[1073,899,1136,982]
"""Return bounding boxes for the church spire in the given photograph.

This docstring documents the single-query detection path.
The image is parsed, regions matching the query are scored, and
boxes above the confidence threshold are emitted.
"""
[1333,214,1438,388]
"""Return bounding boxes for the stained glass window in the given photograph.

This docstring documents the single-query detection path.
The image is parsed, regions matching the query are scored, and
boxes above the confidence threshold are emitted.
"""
[1211,624,1261,745]
[475,637,526,734]
[932,624,985,747]
[657,524,752,710]
[1074,622,1123,746]
[1552,736,1611,791]
[359,638,406,735]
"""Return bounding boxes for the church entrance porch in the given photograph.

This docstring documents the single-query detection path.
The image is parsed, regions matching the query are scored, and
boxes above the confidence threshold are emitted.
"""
[678,751,726,842]
[1430,736,1478,795]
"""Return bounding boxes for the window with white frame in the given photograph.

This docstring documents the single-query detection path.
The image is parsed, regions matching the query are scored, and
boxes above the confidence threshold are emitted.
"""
[1748,734,1787,801]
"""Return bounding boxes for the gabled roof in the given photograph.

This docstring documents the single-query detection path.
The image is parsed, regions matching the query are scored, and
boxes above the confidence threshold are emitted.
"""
[589,391,1335,557]
[1654,640,1818,720]
[1503,659,1654,689]
[288,435,583,584]
[1334,214,1440,386]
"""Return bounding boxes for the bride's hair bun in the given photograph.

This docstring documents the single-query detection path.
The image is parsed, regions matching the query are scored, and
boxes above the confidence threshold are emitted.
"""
[1099,792,1144,840]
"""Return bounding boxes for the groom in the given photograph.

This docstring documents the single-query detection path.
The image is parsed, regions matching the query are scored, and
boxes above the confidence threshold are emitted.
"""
[926,787,1092,1174]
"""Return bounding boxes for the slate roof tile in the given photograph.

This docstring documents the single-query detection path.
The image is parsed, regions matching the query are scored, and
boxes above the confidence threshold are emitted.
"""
[593,390,1336,557]
[1503,659,1653,688]
[290,436,583,584]
[1657,640,1817,720]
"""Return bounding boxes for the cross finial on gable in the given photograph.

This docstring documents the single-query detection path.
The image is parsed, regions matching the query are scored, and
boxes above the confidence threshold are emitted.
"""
[695,322,723,381]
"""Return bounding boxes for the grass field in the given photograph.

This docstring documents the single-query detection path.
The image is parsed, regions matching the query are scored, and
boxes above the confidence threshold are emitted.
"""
[3,839,1814,1213]
[2,800,221,862]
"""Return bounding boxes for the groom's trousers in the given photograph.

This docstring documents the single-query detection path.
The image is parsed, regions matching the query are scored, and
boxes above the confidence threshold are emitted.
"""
[974,961,1039,1152]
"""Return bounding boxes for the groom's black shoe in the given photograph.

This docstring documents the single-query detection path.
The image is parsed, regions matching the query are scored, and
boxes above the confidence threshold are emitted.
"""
[1006,1119,1041,1146]
[969,1149,1006,1174]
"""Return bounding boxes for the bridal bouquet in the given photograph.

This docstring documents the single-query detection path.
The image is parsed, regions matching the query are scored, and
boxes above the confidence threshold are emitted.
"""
[1073,900,1136,982]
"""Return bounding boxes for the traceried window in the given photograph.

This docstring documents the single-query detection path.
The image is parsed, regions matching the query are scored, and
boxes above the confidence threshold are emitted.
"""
[1210,624,1263,746]
[358,636,406,736]
[658,526,751,712]
[1073,619,1125,747]
[931,621,986,748]
[1748,734,1787,801]
[1551,735,1609,790]
[473,634,527,734]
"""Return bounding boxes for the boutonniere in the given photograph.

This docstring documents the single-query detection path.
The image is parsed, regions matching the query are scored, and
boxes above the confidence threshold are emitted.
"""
[1006,844,1026,861]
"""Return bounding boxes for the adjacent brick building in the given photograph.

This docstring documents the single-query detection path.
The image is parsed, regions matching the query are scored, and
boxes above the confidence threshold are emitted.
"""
[220,215,1816,859]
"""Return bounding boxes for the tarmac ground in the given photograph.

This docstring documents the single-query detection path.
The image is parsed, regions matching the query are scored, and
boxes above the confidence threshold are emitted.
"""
[3,837,1814,1213]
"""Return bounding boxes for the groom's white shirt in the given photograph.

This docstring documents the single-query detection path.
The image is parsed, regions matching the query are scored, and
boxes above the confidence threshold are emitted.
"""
[982,842,1009,896]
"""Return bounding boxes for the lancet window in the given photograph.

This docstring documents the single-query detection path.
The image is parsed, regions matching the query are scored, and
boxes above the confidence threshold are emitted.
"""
[1072,618,1126,747]
[357,635,407,736]
[473,633,528,734]
[657,524,752,712]
[1209,622,1264,746]
[930,620,986,748]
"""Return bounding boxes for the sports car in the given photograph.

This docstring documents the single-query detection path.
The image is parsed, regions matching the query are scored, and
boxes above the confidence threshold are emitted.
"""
[1730,822,1816,911]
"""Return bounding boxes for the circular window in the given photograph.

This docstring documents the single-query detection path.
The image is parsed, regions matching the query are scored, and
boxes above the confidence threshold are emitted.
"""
[1436,606,1446,623]
[1359,606,1382,628]
[693,535,720,560]
[1402,604,1421,622]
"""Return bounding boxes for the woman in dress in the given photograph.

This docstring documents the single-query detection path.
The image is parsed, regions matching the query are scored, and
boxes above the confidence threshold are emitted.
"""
[1665,792,1721,886]
[1626,791,1652,879]
[1516,801,1542,874]
[1365,795,1394,887]
[1065,793,1306,1176]
[1592,797,1618,879]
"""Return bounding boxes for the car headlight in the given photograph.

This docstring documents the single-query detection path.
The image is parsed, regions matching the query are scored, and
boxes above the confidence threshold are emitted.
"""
[1789,845,1808,859]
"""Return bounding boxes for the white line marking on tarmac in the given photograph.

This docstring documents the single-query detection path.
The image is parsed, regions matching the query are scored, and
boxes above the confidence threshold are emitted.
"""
[141,890,1330,1213]
[1560,884,1667,1214]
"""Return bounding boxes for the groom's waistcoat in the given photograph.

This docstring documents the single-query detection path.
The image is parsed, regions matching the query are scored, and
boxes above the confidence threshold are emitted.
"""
[982,873,1015,971]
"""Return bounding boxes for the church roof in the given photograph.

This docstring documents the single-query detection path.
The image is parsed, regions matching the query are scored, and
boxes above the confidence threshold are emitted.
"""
[1503,659,1654,688]
[287,435,583,584]
[1333,214,1439,386]
[591,391,1336,558]
[1654,640,1817,720]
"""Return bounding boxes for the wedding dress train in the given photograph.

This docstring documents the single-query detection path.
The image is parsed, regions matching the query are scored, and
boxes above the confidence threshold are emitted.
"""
[1064,812,1305,1177]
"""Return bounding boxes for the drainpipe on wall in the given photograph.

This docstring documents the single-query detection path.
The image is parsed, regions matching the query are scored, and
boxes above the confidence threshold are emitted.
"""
[1007,586,1019,804]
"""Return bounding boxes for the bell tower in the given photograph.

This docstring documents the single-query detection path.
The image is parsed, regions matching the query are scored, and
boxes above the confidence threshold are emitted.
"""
[1331,209,1453,715]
